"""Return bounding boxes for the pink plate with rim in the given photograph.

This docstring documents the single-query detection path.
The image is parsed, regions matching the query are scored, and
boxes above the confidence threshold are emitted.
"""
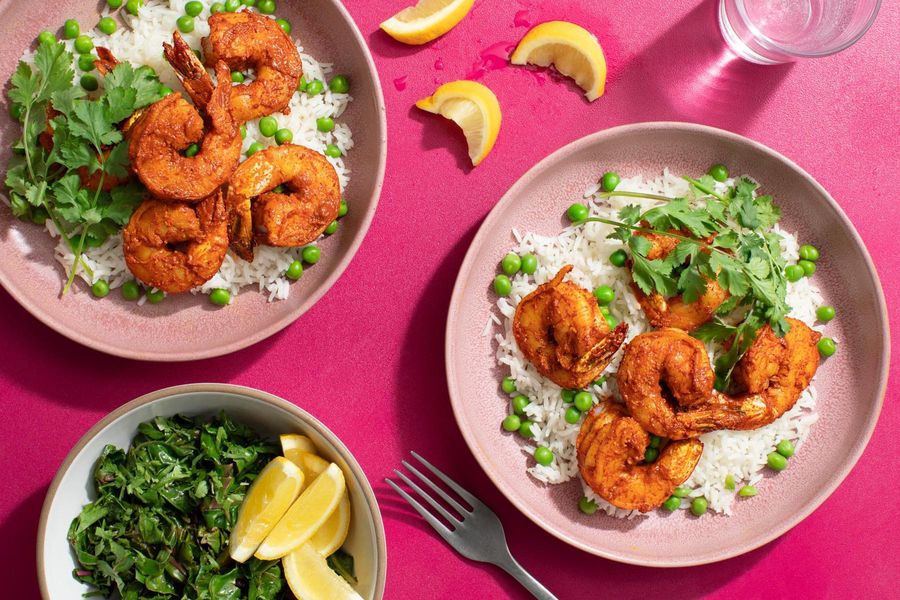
[0,0,386,361]
[445,122,889,566]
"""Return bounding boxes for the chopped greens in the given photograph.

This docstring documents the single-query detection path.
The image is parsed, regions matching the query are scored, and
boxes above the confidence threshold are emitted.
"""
[327,549,357,586]
[5,39,162,293]
[579,174,790,388]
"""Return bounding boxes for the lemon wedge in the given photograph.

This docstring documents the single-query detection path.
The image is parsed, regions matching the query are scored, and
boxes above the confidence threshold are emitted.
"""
[283,542,362,600]
[229,457,304,563]
[284,449,330,491]
[415,80,501,166]
[310,492,351,556]
[380,0,474,45]
[280,433,317,456]
[510,21,607,101]
[254,463,346,560]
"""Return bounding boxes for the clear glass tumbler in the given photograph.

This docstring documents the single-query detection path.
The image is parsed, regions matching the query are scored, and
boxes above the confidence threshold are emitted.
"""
[719,0,882,64]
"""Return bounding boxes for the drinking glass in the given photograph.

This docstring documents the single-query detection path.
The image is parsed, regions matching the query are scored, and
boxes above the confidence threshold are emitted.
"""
[719,0,882,64]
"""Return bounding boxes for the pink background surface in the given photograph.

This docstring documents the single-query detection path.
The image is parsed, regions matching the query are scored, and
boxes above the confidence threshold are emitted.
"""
[1,0,897,598]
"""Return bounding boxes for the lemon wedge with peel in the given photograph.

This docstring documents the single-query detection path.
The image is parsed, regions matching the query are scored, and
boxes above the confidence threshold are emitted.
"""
[284,449,330,491]
[283,542,363,600]
[380,0,474,45]
[229,457,304,563]
[310,492,351,556]
[255,463,346,560]
[280,433,317,456]
[510,21,607,101]
[415,80,501,166]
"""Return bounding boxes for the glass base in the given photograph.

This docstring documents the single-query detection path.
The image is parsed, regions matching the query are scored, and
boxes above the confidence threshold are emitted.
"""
[718,0,789,65]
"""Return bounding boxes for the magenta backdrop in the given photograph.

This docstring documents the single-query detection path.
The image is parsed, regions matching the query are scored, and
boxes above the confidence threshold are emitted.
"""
[2,1,898,598]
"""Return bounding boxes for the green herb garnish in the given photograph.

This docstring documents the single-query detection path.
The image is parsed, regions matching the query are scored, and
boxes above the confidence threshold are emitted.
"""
[327,548,357,586]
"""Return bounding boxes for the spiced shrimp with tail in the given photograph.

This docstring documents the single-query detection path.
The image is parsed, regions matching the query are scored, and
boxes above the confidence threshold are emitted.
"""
[513,266,627,389]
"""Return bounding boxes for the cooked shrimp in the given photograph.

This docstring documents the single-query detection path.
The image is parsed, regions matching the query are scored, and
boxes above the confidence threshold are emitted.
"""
[128,62,241,202]
[617,319,821,439]
[577,400,703,512]
[122,192,228,294]
[227,144,340,261]
[93,46,119,76]
[166,12,302,123]
[630,229,729,331]
[513,266,628,389]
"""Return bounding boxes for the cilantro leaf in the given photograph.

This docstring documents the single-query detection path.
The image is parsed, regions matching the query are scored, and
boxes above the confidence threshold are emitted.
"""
[69,100,122,147]
[692,319,737,343]
[103,61,163,110]
[678,267,708,304]
[618,204,641,225]
[103,182,144,226]
[52,174,91,223]
[51,116,96,172]
[102,142,131,178]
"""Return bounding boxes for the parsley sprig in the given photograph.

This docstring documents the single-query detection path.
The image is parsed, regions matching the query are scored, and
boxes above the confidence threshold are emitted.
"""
[578,174,790,388]
[5,39,162,293]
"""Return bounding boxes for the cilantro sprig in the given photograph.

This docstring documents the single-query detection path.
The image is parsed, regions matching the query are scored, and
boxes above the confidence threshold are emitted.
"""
[5,39,162,294]
[578,174,790,388]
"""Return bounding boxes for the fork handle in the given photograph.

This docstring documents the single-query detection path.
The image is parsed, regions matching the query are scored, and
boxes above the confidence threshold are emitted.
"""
[497,553,558,600]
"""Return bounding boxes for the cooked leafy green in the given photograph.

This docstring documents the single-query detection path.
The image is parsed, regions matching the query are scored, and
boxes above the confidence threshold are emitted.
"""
[579,174,790,388]
[326,549,357,586]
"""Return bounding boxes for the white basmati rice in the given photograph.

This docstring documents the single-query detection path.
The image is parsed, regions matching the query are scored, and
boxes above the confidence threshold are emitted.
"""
[489,170,826,517]
[24,0,352,303]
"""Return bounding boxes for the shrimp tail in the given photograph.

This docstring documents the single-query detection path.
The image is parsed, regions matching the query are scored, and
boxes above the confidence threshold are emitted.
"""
[163,31,215,107]
[573,322,628,374]
[94,47,120,76]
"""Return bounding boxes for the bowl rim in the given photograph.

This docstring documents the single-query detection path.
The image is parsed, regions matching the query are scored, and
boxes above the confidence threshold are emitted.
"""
[444,120,891,567]
[36,383,387,598]
[0,0,388,362]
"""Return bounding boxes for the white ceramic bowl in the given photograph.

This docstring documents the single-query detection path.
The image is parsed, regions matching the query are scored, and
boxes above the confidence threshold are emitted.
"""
[37,384,386,599]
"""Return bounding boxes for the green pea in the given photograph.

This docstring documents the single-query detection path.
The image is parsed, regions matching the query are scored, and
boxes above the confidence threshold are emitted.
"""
[306,79,324,95]
[297,76,309,93]
[257,0,276,14]
[501,377,516,394]
[97,17,117,35]
[210,2,225,13]
[316,116,335,132]
[284,260,303,280]
[579,496,598,515]
[231,71,245,83]
[91,280,109,298]
[126,0,143,16]
[241,0,257,5]
[275,128,293,145]
[258,116,278,137]
[240,124,247,139]
[817,337,836,357]
[593,375,607,387]
[724,474,735,491]
[776,439,795,458]
[815,305,835,322]
[511,394,530,415]
[520,253,537,275]
[74,35,94,54]
[534,446,553,466]
[601,171,620,192]
[338,200,348,217]
[784,264,804,282]
[564,407,581,424]
[85,231,106,247]
[184,143,200,157]
[209,288,231,306]
[80,74,99,91]
[121,280,141,301]
[574,391,592,412]
[38,31,57,45]
[673,486,690,498]
[502,414,521,432]
[500,253,521,276]
[708,163,729,182]
[324,144,342,157]
[185,1,204,17]
[493,274,511,296]
[108,0,124,8]
[690,497,708,516]
[798,244,819,262]
[146,289,165,304]
[566,202,588,222]
[64,19,81,39]
[324,220,338,235]
[302,246,321,264]
[592,285,614,305]
[246,142,265,157]
[649,434,661,449]
[767,451,787,471]
[518,420,533,438]
[610,249,627,267]
[31,207,48,225]
[224,0,241,11]
[78,54,99,72]
[158,85,173,97]
[798,259,816,276]
[739,485,758,497]
[662,496,681,512]
[604,312,618,329]
[177,15,195,34]
[561,389,576,403]
[276,18,291,35]
[644,447,658,462]
[329,74,350,93]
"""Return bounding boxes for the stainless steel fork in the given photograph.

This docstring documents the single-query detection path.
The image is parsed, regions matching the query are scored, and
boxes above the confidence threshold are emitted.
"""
[385,451,558,600]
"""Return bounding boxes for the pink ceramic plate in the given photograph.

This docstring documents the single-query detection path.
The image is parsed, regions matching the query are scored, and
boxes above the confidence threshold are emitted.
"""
[0,0,386,361]
[445,122,889,566]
